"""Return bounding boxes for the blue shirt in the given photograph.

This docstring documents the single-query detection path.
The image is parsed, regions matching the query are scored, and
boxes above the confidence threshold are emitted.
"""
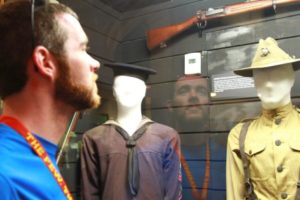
[0,124,67,200]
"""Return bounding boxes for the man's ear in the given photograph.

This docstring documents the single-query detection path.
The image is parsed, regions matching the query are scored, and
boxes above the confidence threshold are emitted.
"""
[32,46,57,80]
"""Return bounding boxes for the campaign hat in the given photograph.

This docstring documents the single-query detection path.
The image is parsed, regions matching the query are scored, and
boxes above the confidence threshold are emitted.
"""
[234,37,300,77]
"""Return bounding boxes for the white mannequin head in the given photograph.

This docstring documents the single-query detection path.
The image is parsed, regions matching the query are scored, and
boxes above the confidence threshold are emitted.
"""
[253,64,295,109]
[113,75,146,109]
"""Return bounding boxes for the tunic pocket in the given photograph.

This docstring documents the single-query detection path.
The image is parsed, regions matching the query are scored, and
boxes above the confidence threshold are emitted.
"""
[244,143,265,157]
[244,142,271,181]
[289,139,300,152]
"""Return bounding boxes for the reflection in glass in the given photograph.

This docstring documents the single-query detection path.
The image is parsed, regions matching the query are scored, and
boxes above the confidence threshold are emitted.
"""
[168,75,210,132]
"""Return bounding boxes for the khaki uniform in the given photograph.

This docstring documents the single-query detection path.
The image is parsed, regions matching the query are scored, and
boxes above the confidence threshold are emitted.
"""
[227,103,300,200]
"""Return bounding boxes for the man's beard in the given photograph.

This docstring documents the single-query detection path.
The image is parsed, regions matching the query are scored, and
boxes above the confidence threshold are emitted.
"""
[173,106,209,132]
[54,56,100,110]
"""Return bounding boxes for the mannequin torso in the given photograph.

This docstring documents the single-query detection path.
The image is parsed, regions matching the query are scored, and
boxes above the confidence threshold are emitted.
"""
[227,65,299,200]
[227,37,300,200]
[81,63,182,200]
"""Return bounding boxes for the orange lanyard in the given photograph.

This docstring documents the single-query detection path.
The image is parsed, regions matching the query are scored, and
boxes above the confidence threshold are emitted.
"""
[180,141,210,200]
[0,115,73,200]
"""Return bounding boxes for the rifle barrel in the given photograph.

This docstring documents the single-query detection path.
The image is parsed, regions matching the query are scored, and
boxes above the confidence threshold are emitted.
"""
[146,0,300,51]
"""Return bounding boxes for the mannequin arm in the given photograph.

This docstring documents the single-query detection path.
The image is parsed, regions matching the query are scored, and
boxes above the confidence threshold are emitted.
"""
[81,134,102,200]
[163,132,182,200]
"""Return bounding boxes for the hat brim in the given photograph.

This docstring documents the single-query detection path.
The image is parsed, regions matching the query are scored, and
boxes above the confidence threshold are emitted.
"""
[234,59,300,77]
[104,62,157,75]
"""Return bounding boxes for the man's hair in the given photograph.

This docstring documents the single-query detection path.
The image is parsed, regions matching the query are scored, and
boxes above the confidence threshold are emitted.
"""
[0,0,78,99]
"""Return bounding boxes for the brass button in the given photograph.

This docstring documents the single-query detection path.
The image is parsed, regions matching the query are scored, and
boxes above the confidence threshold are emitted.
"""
[281,192,288,199]
[275,118,281,125]
[277,165,283,172]
[275,140,281,146]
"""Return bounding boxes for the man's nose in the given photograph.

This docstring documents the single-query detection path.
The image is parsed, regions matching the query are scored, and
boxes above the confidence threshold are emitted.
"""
[90,57,100,73]
[188,90,199,103]
[189,89,198,97]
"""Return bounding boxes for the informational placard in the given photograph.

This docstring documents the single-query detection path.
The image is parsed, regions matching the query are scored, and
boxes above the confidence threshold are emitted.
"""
[210,71,257,100]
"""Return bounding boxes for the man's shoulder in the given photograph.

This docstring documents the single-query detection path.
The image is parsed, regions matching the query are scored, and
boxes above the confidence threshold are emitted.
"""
[0,125,22,152]
[82,123,112,140]
[0,123,15,134]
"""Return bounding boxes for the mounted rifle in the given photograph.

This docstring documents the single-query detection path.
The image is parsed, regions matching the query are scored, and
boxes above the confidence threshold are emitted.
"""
[146,0,300,51]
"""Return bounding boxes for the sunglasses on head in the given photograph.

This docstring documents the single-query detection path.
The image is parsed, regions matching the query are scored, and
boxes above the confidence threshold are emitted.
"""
[31,0,47,50]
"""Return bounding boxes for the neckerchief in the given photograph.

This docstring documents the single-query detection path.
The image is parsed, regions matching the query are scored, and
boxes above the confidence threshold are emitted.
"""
[113,120,153,197]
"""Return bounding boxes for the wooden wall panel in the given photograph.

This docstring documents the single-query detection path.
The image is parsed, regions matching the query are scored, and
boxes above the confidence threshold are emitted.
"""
[292,71,300,98]
[98,65,114,85]
[59,0,300,199]
[61,0,121,40]
[180,133,227,199]
[117,30,207,63]
[61,0,121,62]
[181,161,226,188]
[122,0,208,19]
[207,44,255,75]
[135,52,209,84]
[148,106,210,133]
[210,101,261,132]
[210,98,300,133]
[75,110,106,133]
[119,1,300,62]
[205,13,300,50]
[148,77,209,109]
[85,28,119,61]
[207,36,300,75]
[84,0,121,19]
[183,189,226,200]
[180,133,227,159]
[120,0,246,41]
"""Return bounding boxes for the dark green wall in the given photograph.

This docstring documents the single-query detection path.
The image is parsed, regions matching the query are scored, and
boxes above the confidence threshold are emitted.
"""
[59,0,300,199]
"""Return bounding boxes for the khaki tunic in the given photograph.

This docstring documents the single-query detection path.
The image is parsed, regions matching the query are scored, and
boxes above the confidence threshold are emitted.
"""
[227,103,300,200]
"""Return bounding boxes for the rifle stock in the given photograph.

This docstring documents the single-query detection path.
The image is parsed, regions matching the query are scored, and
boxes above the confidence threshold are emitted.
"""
[146,0,300,51]
[146,16,198,51]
